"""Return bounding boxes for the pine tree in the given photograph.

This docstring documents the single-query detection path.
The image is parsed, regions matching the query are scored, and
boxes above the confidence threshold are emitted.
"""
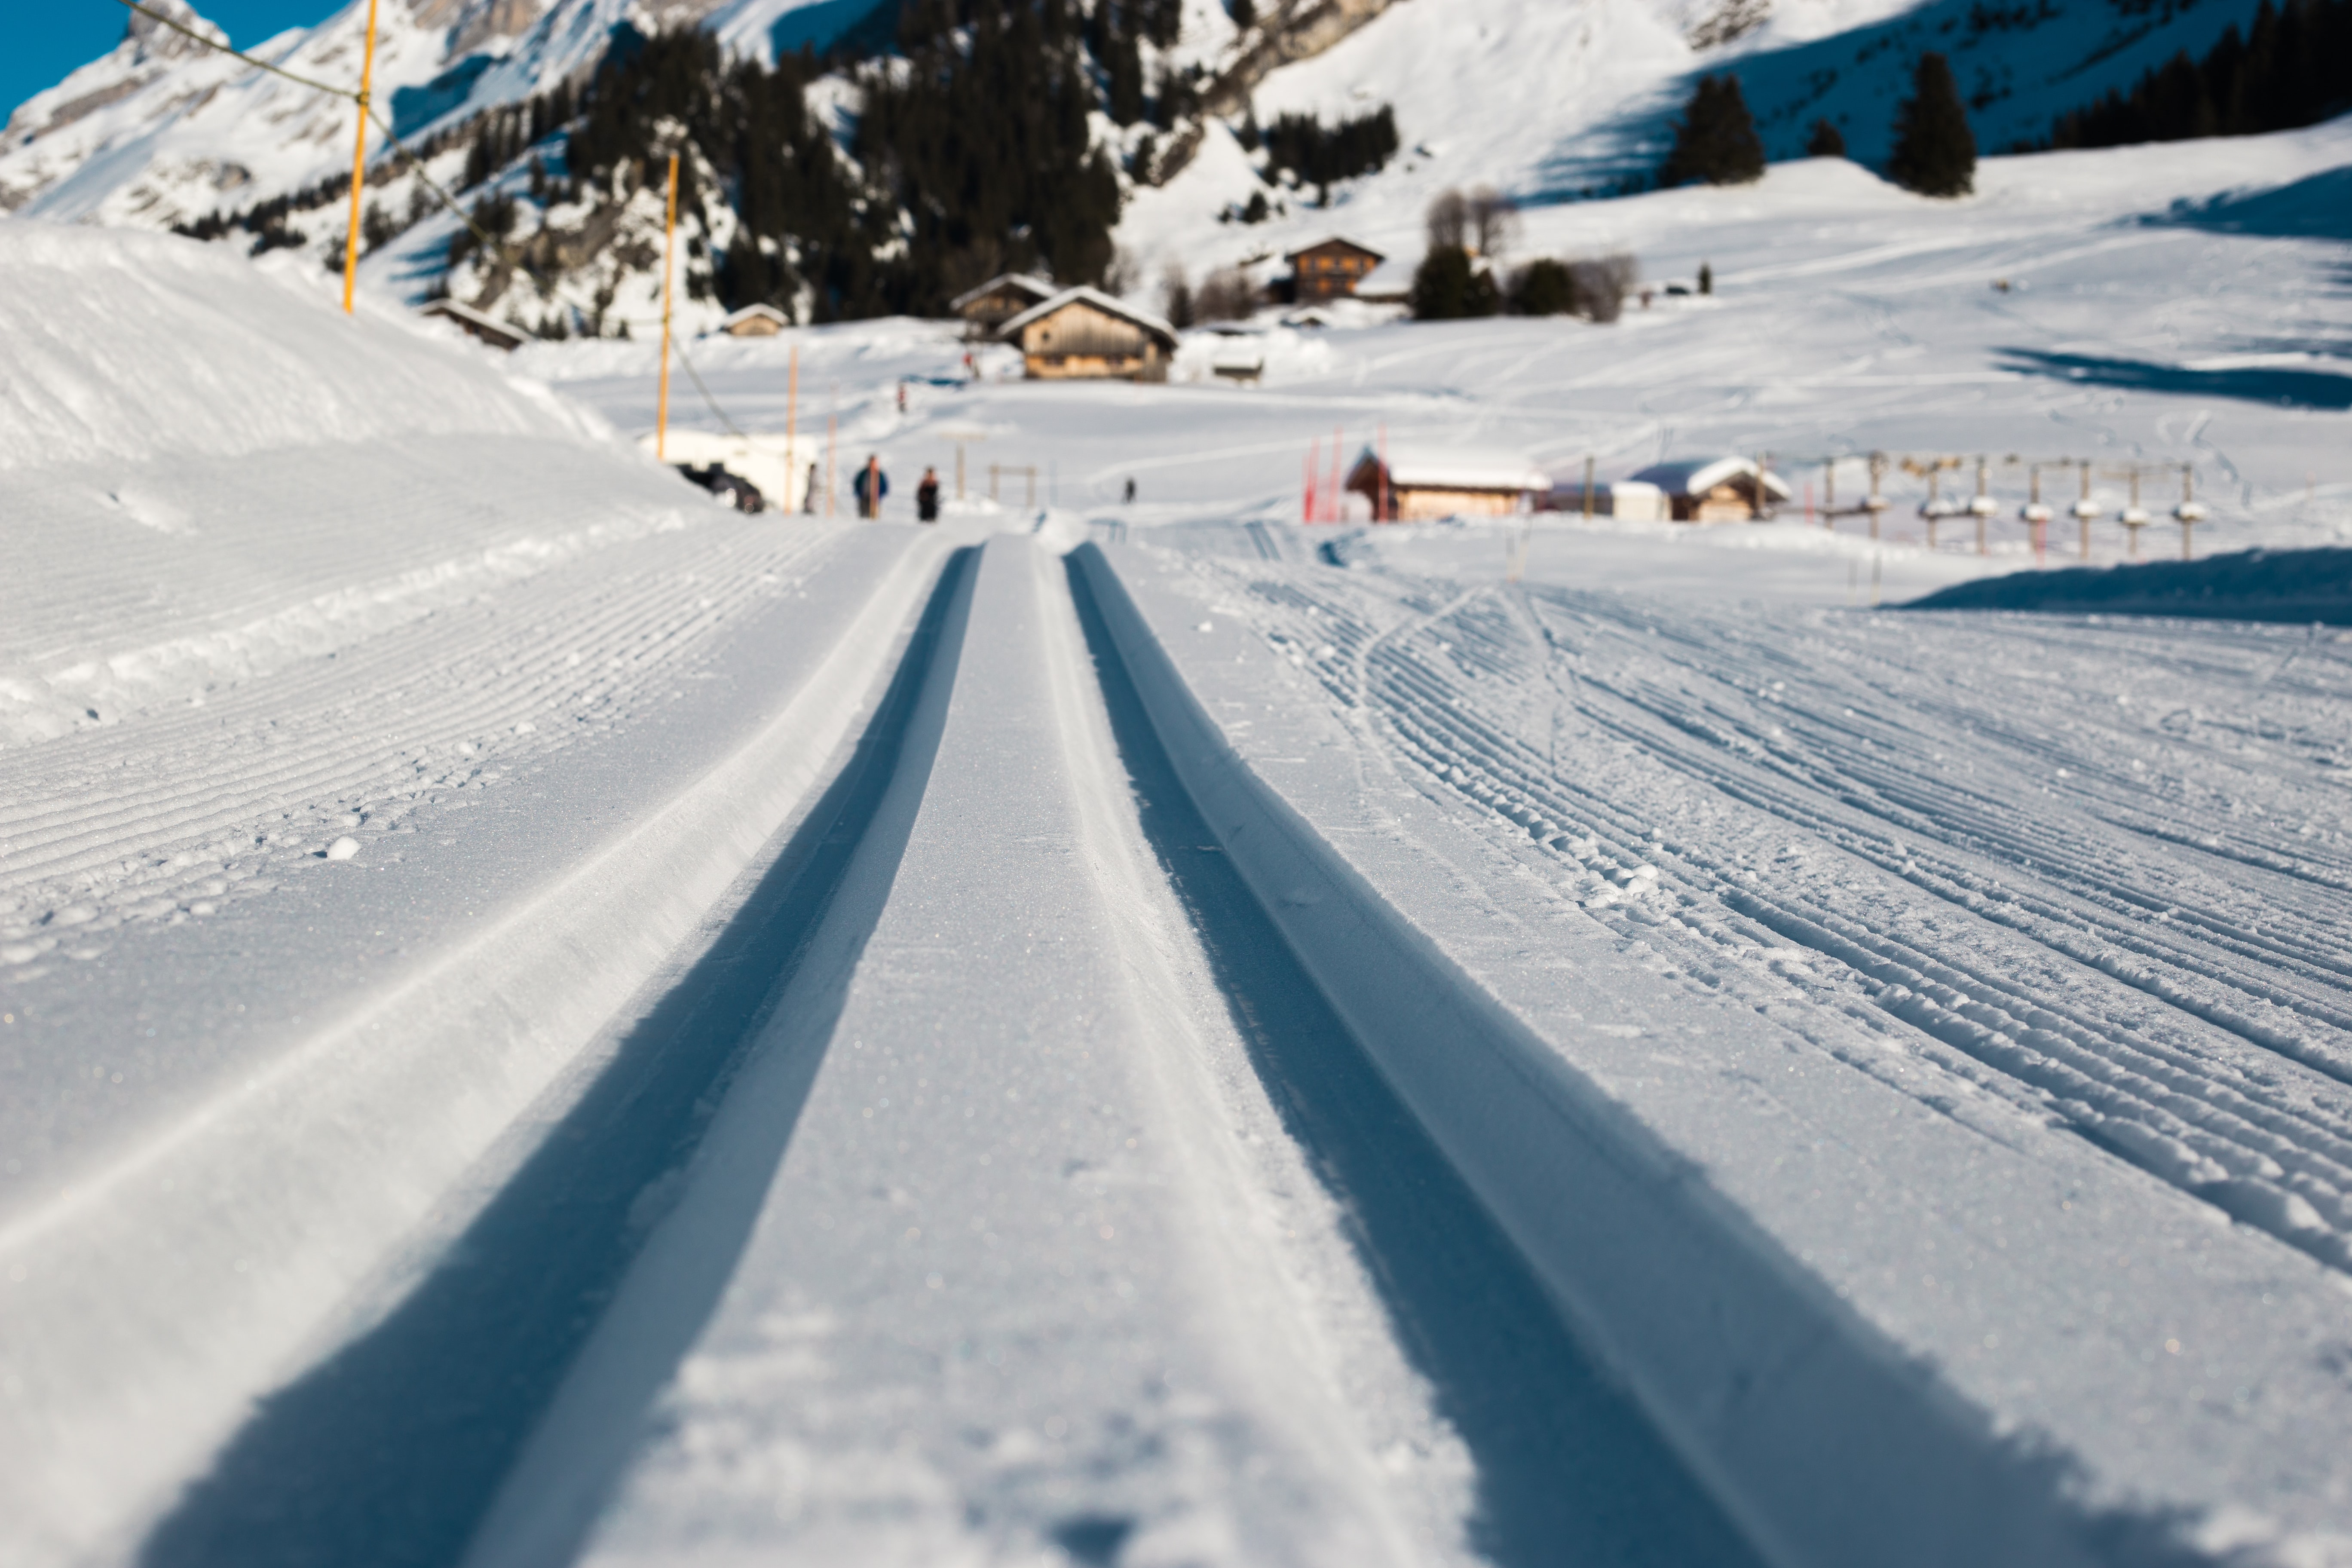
[1412,245,1498,319]
[1806,118,1846,157]
[1888,53,1976,197]
[1658,75,1765,187]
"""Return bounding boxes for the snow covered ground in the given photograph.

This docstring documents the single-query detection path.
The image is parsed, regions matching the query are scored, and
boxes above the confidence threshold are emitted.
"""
[6,116,2352,1568]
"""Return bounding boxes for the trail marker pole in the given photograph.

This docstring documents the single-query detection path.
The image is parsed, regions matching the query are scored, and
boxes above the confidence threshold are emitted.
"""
[2076,460,2096,559]
[1923,466,1942,552]
[1305,438,1320,524]
[2022,465,2052,562]
[825,394,837,518]
[655,153,679,462]
[785,341,799,511]
[2121,469,2149,558]
[1584,455,1597,522]
[1823,457,1835,527]
[339,0,380,315]
[1867,452,1887,542]
[2174,464,2205,559]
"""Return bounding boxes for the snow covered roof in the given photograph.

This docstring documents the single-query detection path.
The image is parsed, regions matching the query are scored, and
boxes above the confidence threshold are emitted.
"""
[417,297,525,351]
[1358,445,1550,493]
[719,302,789,333]
[999,286,1180,349]
[949,273,1056,312]
[1285,236,1385,263]
[1628,456,1795,501]
[1352,259,1414,301]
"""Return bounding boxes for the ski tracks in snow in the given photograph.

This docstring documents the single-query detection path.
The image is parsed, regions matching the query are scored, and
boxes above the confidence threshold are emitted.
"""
[0,514,845,975]
[1209,553,2352,1274]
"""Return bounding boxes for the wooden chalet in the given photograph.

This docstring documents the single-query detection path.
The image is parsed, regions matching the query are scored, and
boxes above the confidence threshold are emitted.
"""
[417,297,525,352]
[1344,445,1550,521]
[1627,457,1794,521]
[719,302,790,337]
[1000,287,1179,382]
[949,272,1056,338]
[1286,237,1385,303]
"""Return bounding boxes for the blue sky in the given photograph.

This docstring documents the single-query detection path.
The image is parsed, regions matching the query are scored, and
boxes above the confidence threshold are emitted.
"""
[6,2,330,126]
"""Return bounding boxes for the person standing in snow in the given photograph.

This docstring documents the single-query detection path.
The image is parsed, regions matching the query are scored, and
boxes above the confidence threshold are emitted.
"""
[916,467,941,523]
[804,462,819,514]
[1124,477,1136,504]
[853,455,888,519]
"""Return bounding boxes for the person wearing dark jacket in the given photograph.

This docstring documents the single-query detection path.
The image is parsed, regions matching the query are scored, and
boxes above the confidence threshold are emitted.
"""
[916,467,941,523]
[852,455,888,520]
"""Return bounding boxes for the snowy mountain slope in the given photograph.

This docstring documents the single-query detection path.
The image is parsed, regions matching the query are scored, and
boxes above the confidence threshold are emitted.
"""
[0,0,634,229]
[1124,0,2297,261]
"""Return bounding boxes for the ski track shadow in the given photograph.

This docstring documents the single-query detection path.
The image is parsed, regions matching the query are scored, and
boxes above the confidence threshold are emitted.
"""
[137,546,979,1568]
[1063,557,1768,1568]
[1996,348,2352,410]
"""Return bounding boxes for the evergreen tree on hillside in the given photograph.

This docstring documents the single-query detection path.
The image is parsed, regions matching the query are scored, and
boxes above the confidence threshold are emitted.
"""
[1806,118,1846,157]
[859,0,1122,309]
[2042,0,2352,150]
[1888,53,1975,197]
[1411,245,1498,319]
[1658,76,1765,187]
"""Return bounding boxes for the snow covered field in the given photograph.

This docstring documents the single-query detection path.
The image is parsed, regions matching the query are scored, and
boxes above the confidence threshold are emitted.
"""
[6,119,2352,1568]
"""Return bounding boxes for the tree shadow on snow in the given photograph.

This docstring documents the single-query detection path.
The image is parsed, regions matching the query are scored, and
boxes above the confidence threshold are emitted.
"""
[138,548,978,1568]
[1996,348,2352,411]
[1063,557,1768,1568]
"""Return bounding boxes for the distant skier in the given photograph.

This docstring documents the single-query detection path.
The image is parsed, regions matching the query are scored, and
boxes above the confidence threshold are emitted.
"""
[853,455,888,520]
[804,462,820,514]
[897,381,908,414]
[1123,477,1136,505]
[916,466,942,523]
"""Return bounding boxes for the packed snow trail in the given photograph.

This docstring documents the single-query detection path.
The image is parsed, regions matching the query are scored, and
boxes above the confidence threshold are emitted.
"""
[462,533,1556,1567]
[1106,530,2352,1562]
[136,545,982,1568]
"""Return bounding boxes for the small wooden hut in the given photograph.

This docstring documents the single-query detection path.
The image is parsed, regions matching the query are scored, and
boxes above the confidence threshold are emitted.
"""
[949,273,1056,338]
[417,297,525,352]
[719,302,789,337]
[1286,237,1386,303]
[1344,446,1550,521]
[1000,287,1179,382]
[1628,458,1793,521]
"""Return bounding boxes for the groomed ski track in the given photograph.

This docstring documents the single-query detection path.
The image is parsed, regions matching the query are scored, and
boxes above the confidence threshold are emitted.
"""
[13,514,2352,1568]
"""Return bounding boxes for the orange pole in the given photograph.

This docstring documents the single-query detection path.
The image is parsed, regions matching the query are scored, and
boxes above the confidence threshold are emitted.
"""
[1305,438,1319,523]
[786,341,799,510]
[339,0,381,315]
[655,152,679,462]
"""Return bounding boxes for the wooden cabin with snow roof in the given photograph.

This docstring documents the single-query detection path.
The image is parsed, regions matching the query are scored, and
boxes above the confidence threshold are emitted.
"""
[950,272,1056,338]
[1344,446,1550,521]
[1627,457,1794,521]
[1001,287,1179,382]
[1286,237,1385,303]
[719,302,789,337]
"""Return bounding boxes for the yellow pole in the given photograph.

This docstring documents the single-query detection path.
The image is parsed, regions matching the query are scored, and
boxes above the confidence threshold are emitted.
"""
[340,0,381,315]
[786,341,799,511]
[655,152,679,462]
